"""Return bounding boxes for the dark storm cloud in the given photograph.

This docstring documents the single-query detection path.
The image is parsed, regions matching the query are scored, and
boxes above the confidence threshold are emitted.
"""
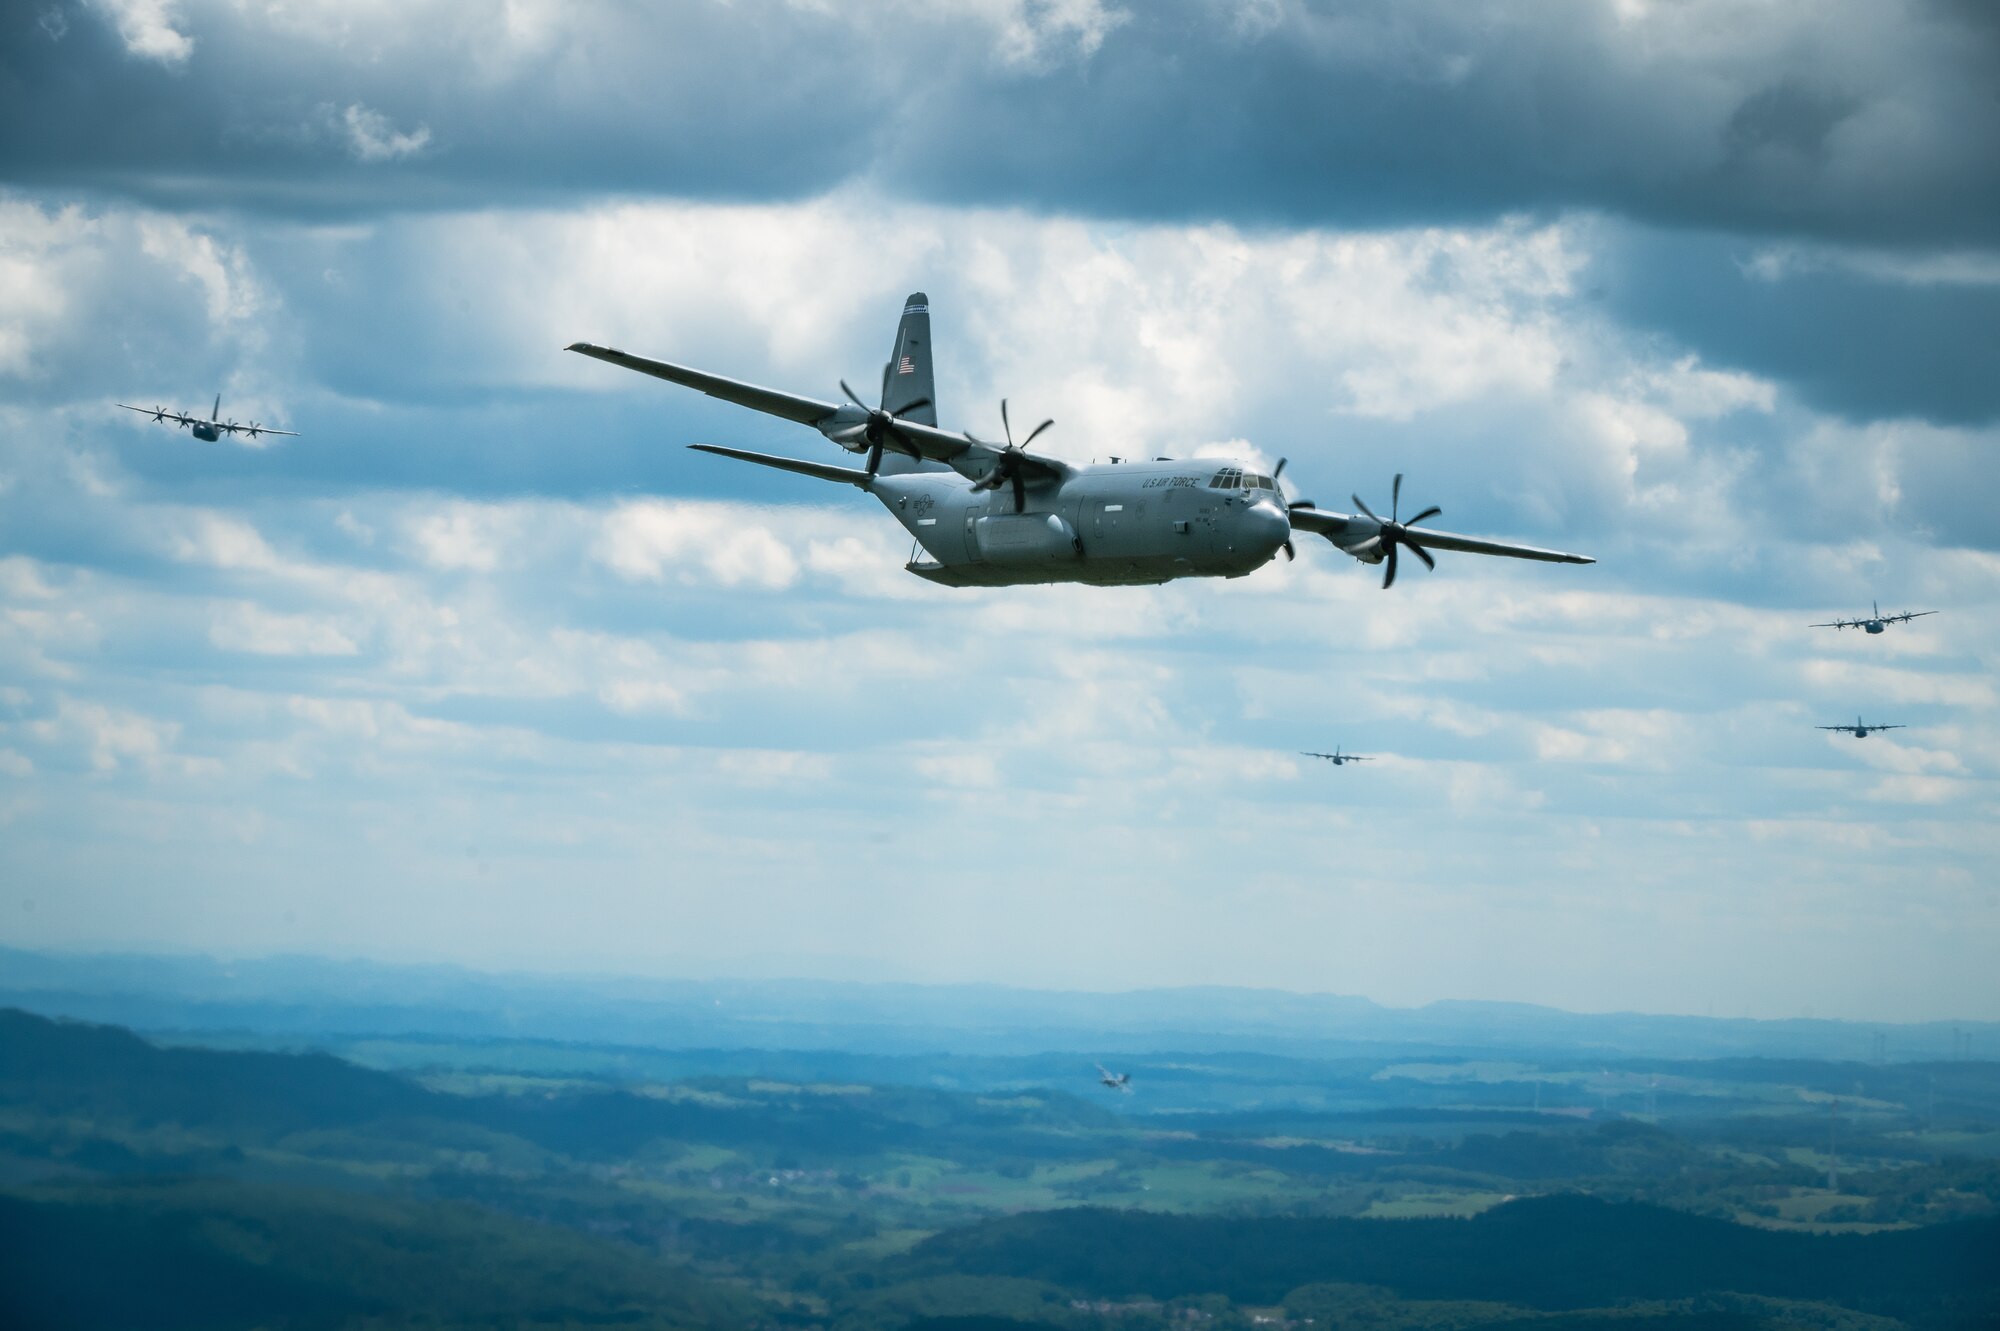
[5,0,1997,246]
[1598,226,2000,425]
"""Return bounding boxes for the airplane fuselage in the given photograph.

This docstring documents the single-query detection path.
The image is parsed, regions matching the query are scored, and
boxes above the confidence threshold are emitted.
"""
[1864,621,1885,634]
[869,459,1292,587]
[191,422,221,442]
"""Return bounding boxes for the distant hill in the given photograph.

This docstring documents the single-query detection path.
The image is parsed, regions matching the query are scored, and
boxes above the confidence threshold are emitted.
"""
[0,1006,935,1161]
[0,1183,750,1331]
[3,946,1990,1062]
[900,1197,2000,1327]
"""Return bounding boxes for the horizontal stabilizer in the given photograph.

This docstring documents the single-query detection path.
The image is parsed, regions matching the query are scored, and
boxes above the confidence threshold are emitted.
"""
[688,443,872,487]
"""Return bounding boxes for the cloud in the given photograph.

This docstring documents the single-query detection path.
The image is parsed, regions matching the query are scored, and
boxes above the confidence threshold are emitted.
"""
[339,103,432,163]
[407,502,515,572]
[209,602,358,656]
[596,500,800,589]
[87,0,192,65]
[1602,223,2000,425]
[26,696,191,773]
[3,1,1993,250]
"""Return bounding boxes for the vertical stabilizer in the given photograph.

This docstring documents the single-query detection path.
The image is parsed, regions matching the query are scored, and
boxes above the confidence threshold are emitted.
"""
[880,293,936,425]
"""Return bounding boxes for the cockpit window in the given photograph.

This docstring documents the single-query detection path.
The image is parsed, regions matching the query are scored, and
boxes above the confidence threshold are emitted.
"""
[1209,467,1244,489]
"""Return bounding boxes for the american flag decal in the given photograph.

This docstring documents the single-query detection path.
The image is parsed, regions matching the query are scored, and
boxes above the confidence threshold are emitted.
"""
[898,355,915,374]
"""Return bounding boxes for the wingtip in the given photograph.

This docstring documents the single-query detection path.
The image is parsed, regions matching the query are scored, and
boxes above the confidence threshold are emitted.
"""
[564,341,598,354]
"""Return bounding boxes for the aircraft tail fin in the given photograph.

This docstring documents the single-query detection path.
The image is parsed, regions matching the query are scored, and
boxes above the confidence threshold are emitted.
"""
[880,293,937,426]
[212,393,221,421]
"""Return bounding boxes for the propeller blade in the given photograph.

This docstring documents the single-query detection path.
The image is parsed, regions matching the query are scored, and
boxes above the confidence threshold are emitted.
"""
[865,443,883,475]
[1021,418,1054,448]
[890,396,931,419]
[1407,505,1441,526]
[1352,494,1379,522]
[1273,457,1287,479]
[1382,543,1398,589]
[1288,499,1316,511]
[1011,469,1025,513]
[1282,540,1295,562]
[839,379,867,411]
[1409,543,1436,571]
[1391,473,1403,519]
[1000,399,1013,448]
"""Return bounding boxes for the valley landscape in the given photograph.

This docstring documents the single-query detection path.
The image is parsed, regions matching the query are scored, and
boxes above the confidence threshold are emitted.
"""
[3,953,1996,1331]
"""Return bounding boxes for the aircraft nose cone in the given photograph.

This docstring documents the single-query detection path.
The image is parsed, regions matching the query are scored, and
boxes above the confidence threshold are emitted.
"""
[1245,500,1290,557]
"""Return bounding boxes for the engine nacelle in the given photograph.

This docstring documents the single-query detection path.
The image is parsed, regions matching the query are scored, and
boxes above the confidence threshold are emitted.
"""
[973,512,1081,564]
[815,405,874,453]
[1337,528,1386,565]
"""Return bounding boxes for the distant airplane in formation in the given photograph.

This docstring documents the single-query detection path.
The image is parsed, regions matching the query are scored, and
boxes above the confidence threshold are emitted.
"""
[118,395,299,442]
[566,294,1594,590]
[1812,602,1936,635]
[1301,747,1371,767]
[1096,1064,1132,1093]
[1818,717,1906,739]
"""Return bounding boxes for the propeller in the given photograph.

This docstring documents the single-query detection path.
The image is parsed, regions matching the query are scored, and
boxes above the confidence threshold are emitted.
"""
[243,422,264,439]
[838,380,932,476]
[150,405,167,422]
[967,399,1052,513]
[1351,473,1442,589]
[174,411,192,430]
[1274,457,1297,561]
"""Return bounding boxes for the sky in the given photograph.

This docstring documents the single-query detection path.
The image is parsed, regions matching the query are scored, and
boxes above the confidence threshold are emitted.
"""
[1,0,1996,1022]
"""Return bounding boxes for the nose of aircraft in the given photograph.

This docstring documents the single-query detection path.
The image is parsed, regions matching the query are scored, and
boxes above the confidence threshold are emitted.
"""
[1244,499,1291,559]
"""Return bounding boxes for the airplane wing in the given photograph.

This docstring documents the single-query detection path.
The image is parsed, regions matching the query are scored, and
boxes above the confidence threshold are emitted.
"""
[568,342,841,427]
[1885,611,1936,624]
[1288,507,1593,564]
[568,341,1070,488]
[116,403,199,427]
[226,423,301,438]
[1874,724,1906,731]
[1300,752,1336,761]
[1816,725,1854,731]
[1810,619,1857,629]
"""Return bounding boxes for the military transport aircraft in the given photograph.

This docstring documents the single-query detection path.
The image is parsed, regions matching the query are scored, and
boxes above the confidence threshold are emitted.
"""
[567,294,1594,589]
[1818,717,1906,738]
[1096,1063,1132,1093]
[117,395,299,442]
[1302,747,1371,766]
[1812,602,1937,635]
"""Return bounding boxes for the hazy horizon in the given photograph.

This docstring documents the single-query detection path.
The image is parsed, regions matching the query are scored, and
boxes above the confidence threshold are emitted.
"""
[8,943,1999,1038]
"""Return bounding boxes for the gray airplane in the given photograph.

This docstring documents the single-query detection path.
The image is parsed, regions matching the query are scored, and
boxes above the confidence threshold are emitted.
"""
[567,294,1594,589]
[1302,747,1371,766]
[1096,1063,1132,1093]
[117,395,299,443]
[1812,601,1937,635]
[1819,716,1906,738]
